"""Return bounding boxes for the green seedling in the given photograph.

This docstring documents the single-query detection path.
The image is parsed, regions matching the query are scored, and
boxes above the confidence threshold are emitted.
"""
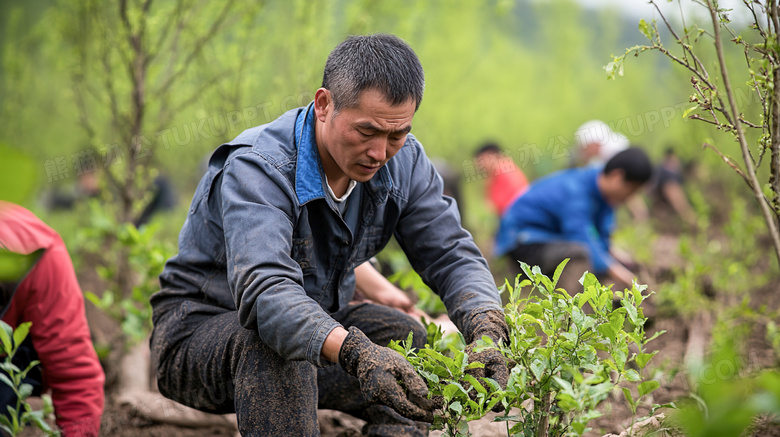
[396,260,666,437]
[0,321,58,436]
[390,323,504,437]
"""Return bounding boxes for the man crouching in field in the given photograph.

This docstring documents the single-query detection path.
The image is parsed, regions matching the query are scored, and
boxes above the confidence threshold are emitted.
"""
[150,34,508,436]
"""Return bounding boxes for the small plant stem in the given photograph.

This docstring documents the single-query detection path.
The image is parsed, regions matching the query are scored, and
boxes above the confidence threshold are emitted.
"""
[13,387,21,434]
[536,392,551,437]
[628,406,637,437]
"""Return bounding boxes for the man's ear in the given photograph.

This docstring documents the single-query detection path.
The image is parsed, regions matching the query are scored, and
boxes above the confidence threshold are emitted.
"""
[314,88,331,122]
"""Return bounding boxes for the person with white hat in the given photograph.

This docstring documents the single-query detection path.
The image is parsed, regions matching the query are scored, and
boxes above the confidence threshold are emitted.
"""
[571,120,629,166]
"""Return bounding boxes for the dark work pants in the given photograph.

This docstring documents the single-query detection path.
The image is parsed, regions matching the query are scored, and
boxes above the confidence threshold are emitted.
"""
[150,300,428,437]
[508,241,591,293]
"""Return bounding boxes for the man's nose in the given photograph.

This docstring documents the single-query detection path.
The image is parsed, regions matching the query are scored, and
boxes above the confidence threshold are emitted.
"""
[366,137,387,162]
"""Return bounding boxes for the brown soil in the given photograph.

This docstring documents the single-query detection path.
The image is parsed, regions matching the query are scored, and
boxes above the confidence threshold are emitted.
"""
[99,398,235,437]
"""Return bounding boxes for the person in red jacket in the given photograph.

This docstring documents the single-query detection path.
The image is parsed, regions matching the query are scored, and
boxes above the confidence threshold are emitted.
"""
[474,143,529,216]
[0,202,104,437]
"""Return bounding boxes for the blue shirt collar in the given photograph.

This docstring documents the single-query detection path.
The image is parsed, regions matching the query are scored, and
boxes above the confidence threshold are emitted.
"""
[295,103,326,205]
[294,102,393,205]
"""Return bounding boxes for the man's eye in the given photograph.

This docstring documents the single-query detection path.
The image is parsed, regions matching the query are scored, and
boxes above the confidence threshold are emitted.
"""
[357,130,372,137]
[391,136,405,142]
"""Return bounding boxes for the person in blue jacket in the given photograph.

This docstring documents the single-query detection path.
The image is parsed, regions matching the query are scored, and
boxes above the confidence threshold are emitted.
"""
[495,147,653,292]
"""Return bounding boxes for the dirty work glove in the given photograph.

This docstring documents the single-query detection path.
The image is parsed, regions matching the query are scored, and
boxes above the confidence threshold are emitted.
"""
[465,310,510,410]
[339,327,438,422]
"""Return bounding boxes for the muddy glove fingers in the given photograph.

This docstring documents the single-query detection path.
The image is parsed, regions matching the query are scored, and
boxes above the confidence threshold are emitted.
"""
[409,392,444,413]
[370,368,435,422]
[339,327,436,423]
[463,344,509,412]
[465,345,509,388]
[465,310,510,412]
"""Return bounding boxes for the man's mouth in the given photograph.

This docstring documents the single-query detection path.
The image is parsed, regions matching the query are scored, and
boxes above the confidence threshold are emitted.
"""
[357,163,381,174]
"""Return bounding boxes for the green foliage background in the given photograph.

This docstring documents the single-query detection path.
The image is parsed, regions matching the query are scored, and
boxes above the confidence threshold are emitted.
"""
[1,0,742,229]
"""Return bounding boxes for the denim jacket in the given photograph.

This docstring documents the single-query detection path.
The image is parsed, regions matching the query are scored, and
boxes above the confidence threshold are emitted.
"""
[153,103,502,367]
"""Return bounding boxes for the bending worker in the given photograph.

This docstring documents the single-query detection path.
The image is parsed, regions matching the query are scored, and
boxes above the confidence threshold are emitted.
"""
[0,202,105,436]
[150,34,508,436]
[495,147,653,292]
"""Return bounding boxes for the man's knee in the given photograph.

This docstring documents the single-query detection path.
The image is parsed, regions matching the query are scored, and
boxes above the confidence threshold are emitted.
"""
[382,310,427,350]
[376,314,426,350]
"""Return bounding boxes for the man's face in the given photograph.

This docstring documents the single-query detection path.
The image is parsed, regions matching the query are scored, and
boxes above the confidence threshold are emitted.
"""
[314,88,415,183]
[599,170,643,206]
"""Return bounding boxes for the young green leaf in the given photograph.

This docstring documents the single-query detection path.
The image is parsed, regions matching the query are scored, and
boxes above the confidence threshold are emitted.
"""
[644,330,666,345]
[27,410,54,434]
[552,258,570,289]
[0,373,13,390]
[463,374,487,395]
[0,322,13,355]
[638,380,660,398]
[636,352,658,369]
[682,105,699,119]
[625,369,642,382]
[443,383,459,403]
[639,19,652,39]
[622,387,637,413]
[11,322,31,354]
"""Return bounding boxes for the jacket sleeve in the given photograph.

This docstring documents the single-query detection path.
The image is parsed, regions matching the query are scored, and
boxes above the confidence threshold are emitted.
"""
[221,151,341,367]
[558,192,615,275]
[19,239,104,437]
[393,140,502,336]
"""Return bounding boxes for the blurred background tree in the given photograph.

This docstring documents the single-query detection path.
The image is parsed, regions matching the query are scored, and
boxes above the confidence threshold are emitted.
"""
[607,0,780,264]
[2,0,716,201]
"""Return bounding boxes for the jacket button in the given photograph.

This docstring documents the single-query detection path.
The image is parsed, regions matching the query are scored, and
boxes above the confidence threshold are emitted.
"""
[342,239,349,246]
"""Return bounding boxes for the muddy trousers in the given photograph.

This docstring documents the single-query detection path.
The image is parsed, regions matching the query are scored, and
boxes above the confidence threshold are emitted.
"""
[150,300,428,437]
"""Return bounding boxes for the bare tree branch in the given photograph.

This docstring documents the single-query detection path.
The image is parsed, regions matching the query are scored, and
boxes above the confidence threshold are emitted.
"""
[100,41,127,138]
[744,0,767,38]
[72,80,97,143]
[706,0,780,264]
[690,114,724,127]
[147,0,186,63]
[154,0,236,97]
[652,1,711,80]
[153,68,233,134]
[703,143,752,185]
[738,117,763,129]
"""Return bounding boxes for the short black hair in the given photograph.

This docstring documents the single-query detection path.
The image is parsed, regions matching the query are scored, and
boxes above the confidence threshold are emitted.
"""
[322,34,425,112]
[474,142,501,157]
[603,147,653,183]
